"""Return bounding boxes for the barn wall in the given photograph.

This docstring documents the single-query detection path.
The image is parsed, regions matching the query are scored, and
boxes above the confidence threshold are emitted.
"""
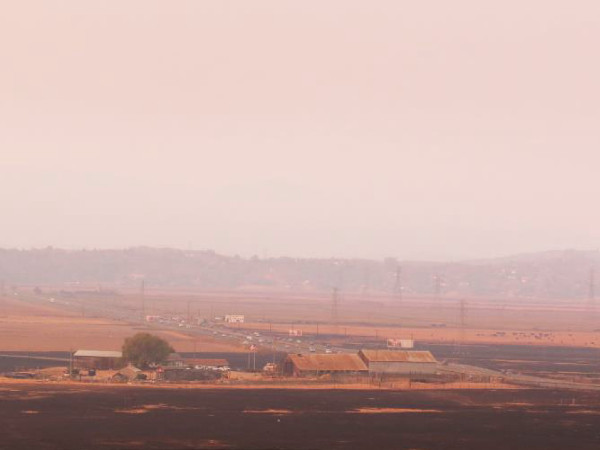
[368,362,437,374]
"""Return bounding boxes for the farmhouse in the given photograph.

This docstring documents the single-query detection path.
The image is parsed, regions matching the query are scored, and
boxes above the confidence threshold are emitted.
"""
[358,350,438,375]
[283,353,368,377]
[73,349,122,370]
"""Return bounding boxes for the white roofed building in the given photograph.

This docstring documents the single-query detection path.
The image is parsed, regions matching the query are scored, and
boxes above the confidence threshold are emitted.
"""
[73,349,123,370]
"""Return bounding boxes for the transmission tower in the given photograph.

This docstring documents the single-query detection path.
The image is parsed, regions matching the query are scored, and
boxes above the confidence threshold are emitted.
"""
[588,267,596,312]
[0,280,4,316]
[433,273,443,297]
[140,279,146,320]
[362,268,370,297]
[454,298,467,356]
[394,266,403,301]
[331,287,339,325]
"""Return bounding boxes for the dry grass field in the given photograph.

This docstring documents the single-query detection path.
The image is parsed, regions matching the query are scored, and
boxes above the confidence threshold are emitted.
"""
[2,285,600,352]
[0,295,244,352]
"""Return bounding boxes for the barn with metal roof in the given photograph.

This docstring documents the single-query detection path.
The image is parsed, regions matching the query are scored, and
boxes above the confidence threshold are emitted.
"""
[283,353,368,377]
[73,350,122,370]
[358,350,438,375]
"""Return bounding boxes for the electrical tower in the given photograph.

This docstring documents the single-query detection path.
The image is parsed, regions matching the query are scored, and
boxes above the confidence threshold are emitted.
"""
[0,280,4,317]
[362,268,370,297]
[433,273,443,297]
[331,287,339,326]
[588,267,596,312]
[454,298,467,356]
[140,279,146,320]
[394,266,402,301]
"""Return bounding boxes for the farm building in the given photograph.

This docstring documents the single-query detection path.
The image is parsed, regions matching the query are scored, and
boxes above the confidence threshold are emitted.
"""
[358,350,438,375]
[386,338,414,349]
[283,353,368,377]
[73,350,122,370]
[224,315,244,323]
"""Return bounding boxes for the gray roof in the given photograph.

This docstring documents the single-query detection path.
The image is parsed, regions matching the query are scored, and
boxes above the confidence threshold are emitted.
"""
[73,350,122,358]
[359,350,437,363]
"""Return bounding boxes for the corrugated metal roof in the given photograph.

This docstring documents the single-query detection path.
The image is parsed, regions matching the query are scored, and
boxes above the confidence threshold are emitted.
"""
[287,353,368,372]
[359,350,437,363]
[73,350,123,358]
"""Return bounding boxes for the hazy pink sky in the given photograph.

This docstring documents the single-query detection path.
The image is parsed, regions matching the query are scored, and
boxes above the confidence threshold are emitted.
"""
[1,1,599,260]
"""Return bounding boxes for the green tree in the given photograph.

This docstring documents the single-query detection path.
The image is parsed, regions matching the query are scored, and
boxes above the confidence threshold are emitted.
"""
[122,333,174,368]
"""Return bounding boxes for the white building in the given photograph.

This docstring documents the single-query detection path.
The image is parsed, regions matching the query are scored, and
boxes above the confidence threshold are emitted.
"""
[224,314,245,323]
[387,338,414,349]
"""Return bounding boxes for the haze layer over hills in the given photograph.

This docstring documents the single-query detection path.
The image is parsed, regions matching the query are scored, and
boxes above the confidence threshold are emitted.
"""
[0,247,597,300]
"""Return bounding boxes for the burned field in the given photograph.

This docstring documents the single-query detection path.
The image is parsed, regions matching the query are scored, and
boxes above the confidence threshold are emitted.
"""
[2,383,600,449]
[427,343,600,383]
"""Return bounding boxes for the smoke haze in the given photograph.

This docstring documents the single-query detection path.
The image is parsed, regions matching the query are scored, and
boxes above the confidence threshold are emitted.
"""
[1,1,599,259]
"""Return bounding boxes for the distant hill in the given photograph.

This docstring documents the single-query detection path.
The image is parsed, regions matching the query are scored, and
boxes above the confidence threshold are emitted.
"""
[0,247,598,299]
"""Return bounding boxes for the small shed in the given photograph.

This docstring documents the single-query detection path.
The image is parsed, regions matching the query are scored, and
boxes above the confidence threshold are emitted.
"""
[358,350,438,375]
[283,353,368,377]
[73,350,122,370]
